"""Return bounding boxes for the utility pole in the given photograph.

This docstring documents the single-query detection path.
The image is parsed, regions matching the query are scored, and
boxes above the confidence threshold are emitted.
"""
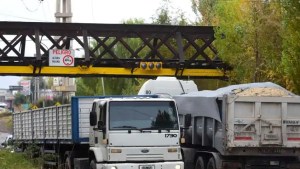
[55,0,72,23]
[53,0,76,103]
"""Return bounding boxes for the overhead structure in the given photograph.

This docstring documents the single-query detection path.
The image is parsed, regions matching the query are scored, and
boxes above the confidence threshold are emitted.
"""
[0,21,230,79]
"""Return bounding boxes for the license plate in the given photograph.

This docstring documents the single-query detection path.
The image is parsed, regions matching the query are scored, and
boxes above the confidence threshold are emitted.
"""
[139,165,154,169]
[264,134,278,140]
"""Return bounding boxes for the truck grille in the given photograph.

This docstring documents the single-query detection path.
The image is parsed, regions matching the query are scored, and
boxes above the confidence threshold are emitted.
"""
[126,154,164,161]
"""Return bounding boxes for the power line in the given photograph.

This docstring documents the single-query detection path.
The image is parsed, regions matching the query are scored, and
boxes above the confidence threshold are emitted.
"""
[20,0,43,12]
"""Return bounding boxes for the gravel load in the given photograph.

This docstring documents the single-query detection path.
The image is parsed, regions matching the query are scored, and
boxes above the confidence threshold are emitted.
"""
[234,87,291,97]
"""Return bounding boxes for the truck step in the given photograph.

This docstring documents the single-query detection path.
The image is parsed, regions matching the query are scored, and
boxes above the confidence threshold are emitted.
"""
[43,150,56,154]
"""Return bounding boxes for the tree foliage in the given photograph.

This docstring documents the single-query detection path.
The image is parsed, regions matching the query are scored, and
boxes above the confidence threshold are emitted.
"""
[199,1,285,88]
[191,0,218,26]
[281,0,300,93]
[190,0,300,93]
[152,0,190,25]
[13,93,28,106]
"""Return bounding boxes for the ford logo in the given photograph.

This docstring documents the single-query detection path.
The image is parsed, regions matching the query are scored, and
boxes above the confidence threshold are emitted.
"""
[141,149,149,153]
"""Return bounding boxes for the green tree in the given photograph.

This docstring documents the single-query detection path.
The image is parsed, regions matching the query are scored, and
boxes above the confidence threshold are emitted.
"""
[282,0,300,93]
[152,0,190,25]
[13,93,29,111]
[14,93,28,106]
[214,1,284,86]
[191,0,218,26]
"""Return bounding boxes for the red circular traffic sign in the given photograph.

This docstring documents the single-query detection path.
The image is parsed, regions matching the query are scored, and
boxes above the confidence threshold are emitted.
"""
[63,55,74,66]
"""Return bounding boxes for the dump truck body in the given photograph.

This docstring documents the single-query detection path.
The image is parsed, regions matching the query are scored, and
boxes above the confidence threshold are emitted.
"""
[174,82,300,169]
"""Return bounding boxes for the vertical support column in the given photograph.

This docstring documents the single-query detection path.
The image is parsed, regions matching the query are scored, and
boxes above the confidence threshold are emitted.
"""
[31,110,34,142]
[43,108,46,139]
[175,32,185,76]
[20,35,26,58]
[55,0,72,23]
[35,29,41,61]
[56,106,59,140]
[175,32,184,63]
[255,102,262,145]
[83,29,90,62]
[282,102,287,146]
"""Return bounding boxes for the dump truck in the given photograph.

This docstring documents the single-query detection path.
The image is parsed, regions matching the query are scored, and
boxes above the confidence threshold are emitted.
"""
[13,96,184,169]
[139,78,300,169]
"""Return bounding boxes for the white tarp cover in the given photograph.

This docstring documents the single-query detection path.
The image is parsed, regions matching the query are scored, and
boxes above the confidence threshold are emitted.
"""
[173,82,296,122]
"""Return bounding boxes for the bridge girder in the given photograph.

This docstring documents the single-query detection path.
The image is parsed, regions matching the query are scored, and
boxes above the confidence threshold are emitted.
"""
[0,21,230,78]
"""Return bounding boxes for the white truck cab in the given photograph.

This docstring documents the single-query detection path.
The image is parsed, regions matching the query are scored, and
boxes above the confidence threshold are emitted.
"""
[89,97,184,169]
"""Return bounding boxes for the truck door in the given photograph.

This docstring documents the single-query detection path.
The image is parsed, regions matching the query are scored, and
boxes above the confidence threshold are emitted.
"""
[90,102,107,146]
[259,102,282,145]
[95,102,107,146]
[230,97,283,147]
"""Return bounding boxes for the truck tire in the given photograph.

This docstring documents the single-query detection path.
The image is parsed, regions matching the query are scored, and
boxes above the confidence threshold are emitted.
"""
[90,160,96,169]
[195,157,205,169]
[207,157,216,169]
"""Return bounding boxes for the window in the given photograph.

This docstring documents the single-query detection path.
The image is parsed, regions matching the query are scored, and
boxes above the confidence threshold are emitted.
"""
[109,101,179,130]
[99,103,107,125]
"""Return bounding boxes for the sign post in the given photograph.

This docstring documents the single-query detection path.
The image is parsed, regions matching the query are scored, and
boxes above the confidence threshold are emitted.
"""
[49,49,75,66]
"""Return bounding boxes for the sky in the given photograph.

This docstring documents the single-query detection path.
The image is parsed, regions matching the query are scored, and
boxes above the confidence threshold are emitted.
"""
[0,0,198,89]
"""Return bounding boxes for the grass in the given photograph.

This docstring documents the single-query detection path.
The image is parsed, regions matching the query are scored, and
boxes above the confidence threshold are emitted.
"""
[0,112,40,169]
[0,111,11,118]
[0,149,40,169]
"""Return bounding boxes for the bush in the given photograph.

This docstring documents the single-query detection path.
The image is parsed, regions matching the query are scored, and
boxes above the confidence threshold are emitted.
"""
[0,149,40,169]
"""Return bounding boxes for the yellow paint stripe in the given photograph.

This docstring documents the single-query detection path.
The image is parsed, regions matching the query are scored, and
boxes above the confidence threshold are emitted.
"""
[0,66,226,77]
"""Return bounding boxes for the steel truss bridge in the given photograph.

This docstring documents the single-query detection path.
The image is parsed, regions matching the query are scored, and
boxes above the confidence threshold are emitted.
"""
[0,21,230,79]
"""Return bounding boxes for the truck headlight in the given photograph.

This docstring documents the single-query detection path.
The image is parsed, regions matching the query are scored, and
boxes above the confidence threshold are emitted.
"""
[175,164,181,169]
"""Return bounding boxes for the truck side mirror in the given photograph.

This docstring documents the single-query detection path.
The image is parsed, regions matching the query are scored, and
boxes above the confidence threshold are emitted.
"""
[184,114,192,127]
[90,111,97,126]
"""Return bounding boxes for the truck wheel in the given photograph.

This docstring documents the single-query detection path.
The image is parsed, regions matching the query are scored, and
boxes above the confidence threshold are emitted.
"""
[90,160,96,169]
[195,156,205,169]
[207,157,216,169]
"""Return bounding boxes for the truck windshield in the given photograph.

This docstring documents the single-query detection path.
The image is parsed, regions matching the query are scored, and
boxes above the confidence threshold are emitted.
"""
[109,101,179,130]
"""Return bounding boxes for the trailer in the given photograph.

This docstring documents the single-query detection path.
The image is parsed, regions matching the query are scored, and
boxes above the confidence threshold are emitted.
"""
[174,83,300,169]
[13,96,184,169]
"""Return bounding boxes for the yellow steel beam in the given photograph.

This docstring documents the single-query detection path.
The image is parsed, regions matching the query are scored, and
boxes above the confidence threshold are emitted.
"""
[0,66,226,77]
